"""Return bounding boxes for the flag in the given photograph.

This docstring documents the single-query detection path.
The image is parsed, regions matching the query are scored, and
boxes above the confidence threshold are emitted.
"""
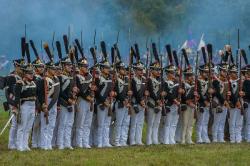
[197,33,205,51]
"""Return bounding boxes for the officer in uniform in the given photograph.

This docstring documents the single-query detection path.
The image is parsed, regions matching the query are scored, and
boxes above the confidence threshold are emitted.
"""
[57,56,77,149]
[228,64,244,143]
[113,61,132,147]
[14,64,37,151]
[39,61,60,150]
[31,58,45,148]
[5,58,25,149]
[73,58,95,148]
[196,64,211,143]
[146,61,163,145]
[130,61,148,145]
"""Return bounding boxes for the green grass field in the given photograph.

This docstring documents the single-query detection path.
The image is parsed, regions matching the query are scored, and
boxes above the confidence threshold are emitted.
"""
[0,111,250,166]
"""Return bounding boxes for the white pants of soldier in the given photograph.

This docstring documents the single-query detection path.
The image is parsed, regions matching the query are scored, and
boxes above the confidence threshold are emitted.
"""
[16,101,35,151]
[113,103,130,146]
[229,108,243,143]
[162,104,179,144]
[196,107,210,143]
[146,107,161,145]
[56,105,74,149]
[8,111,17,150]
[31,113,41,148]
[96,105,112,148]
[72,98,93,148]
[129,105,145,145]
[180,106,194,144]
[51,111,59,147]
[40,99,57,150]
[245,103,250,142]
[89,113,98,147]
[212,107,228,142]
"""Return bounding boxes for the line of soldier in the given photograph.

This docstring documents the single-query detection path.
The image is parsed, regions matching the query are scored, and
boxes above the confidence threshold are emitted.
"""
[1,36,250,151]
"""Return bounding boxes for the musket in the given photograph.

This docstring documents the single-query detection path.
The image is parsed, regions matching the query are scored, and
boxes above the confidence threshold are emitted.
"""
[238,49,244,114]
[89,46,97,112]
[30,40,40,60]
[194,51,200,112]
[177,49,184,113]
[52,31,55,53]
[128,47,135,115]
[207,44,213,112]
[75,39,85,58]
[63,35,69,55]
[21,37,26,59]
[144,42,150,112]
[43,42,54,124]
[56,41,63,62]
[156,42,166,116]
[69,47,78,111]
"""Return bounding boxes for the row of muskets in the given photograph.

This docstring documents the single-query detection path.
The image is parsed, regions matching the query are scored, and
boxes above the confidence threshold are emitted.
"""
[1,30,250,126]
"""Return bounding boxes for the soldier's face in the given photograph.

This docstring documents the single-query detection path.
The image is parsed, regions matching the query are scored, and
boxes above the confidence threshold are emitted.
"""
[152,69,160,77]
[25,73,33,81]
[201,71,208,79]
[220,70,227,77]
[136,69,143,76]
[36,66,44,74]
[80,66,88,74]
[103,67,110,75]
[230,72,237,79]
[119,68,126,75]
[64,64,72,73]
[48,69,56,76]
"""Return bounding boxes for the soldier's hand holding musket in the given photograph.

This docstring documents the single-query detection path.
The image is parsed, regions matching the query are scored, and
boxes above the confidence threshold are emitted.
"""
[144,90,150,97]
[239,90,245,97]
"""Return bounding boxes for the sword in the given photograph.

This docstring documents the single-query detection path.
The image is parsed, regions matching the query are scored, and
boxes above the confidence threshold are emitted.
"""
[0,114,14,136]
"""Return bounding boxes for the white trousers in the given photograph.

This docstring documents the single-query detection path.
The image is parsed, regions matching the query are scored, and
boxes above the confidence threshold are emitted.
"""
[96,105,111,147]
[40,100,57,149]
[56,105,74,148]
[162,104,179,144]
[212,107,228,142]
[129,105,145,145]
[31,113,41,148]
[229,108,243,143]
[245,103,250,142]
[73,98,93,148]
[146,108,161,145]
[196,107,210,143]
[180,106,194,144]
[16,101,35,151]
[8,111,17,149]
[113,103,130,146]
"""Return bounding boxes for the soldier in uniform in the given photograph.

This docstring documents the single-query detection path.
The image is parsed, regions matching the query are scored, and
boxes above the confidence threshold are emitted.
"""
[146,61,163,145]
[14,64,37,151]
[161,64,179,144]
[243,64,250,143]
[113,61,132,147]
[5,58,25,149]
[196,64,211,143]
[212,62,230,143]
[180,67,196,144]
[73,58,95,148]
[228,64,244,143]
[31,58,45,148]
[39,61,60,150]
[130,61,148,145]
[57,56,78,149]
[95,60,114,148]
